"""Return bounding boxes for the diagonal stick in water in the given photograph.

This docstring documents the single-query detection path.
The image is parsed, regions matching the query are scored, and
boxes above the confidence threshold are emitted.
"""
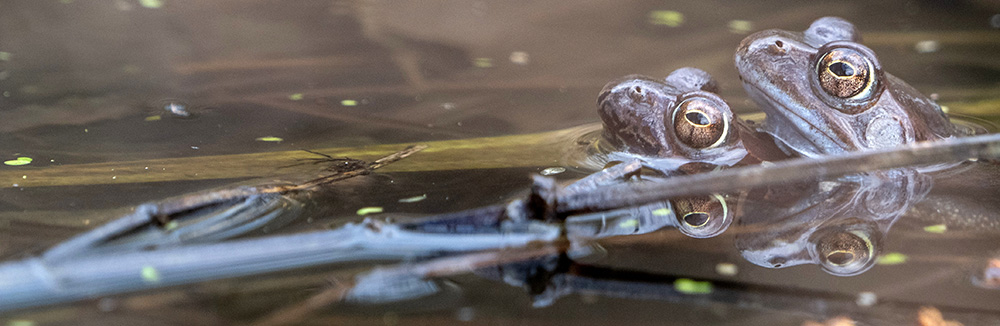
[557,133,1000,215]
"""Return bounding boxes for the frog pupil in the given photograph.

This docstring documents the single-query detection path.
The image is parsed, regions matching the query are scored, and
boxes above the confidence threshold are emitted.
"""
[685,111,711,126]
[683,212,710,227]
[827,251,855,265]
[829,62,854,77]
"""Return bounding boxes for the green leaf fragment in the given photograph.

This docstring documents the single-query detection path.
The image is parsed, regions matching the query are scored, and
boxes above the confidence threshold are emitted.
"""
[7,320,35,326]
[923,224,947,234]
[674,278,712,294]
[651,208,672,216]
[0,52,10,61]
[138,0,163,8]
[141,265,161,283]
[727,20,753,34]
[144,115,162,121]
[877,252,908,265]
[255,136,284,142]
[648,10,684,27]
[4,157,32,166]
[398,194,427,203]
[473,58,493,68]
[356,207,384,216]
[617,218,639,229]
[288,93,304,101]
[340,99,358,106]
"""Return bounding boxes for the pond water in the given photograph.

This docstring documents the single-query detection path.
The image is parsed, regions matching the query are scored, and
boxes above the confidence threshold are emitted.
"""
[1,0,1000,325]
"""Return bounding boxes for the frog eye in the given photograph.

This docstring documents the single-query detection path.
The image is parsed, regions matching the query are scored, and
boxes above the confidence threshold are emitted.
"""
[813,42,883,107]
[670,95,731,149]
[671,194,732,238]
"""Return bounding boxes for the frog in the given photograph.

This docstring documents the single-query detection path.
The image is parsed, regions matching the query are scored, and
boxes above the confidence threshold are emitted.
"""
[597,67,786,172]
[734,17,959,158]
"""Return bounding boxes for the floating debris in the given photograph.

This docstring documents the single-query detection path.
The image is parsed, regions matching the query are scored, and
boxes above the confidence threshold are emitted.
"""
[673,278,712,294]
[877,252,908,265]
[138,0,163,9]
[0,51,10,61]
[509,51,530,65]
[341,99,358,106]
[357,207,384,216]
[914,40,940,53]
[991,14,1000,29]
[856,291,877,307]
[473,58,493,68]
[651,208,672,216]
[727,20,753,34]
[144,115,161,121]
[648,10,684,27]
[917,306,962,326]
[398,194,427,203]
[141,266,161,283]
[923,224,947,234]
[288,93,304,101]
[540,167,566,176]
[3,157,32,166]
[715,262,738,276]
[802,316,856,326]
[255,136,284,142]
[976,258,1000,289]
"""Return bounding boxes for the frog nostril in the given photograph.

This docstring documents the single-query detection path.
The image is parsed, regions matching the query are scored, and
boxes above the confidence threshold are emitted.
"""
[628,86,648,102]
[774,40,783,47]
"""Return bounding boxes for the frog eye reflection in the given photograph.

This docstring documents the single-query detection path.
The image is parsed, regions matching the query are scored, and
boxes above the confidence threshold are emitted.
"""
[815,229,875,276]
[671,194,732,239]
[815,47,876,99]
[671,97,730,149]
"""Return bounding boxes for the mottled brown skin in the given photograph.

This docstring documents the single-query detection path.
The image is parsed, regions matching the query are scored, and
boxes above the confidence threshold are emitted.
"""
[735,17,958,157]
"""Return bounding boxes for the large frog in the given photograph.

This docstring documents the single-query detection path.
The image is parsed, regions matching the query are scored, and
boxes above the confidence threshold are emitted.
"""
[734,17,959,157]
[597,68,784,171]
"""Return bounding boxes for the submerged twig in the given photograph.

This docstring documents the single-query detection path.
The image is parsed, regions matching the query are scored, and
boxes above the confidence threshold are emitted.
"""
[42,145,427,262]
[269,144,428,192]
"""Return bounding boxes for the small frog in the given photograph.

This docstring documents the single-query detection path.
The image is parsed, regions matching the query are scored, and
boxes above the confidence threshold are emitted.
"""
[734,17,958,157]
[597,68,783,171]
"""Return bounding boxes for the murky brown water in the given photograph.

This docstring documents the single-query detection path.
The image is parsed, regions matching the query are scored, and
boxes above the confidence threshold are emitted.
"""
[2,0,1000,325]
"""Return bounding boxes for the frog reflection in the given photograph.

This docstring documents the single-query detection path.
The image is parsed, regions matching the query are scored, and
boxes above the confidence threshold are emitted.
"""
[734,17,959,157]
[548,160,736,239]
[735,169,931,276]
[466,170,935,310]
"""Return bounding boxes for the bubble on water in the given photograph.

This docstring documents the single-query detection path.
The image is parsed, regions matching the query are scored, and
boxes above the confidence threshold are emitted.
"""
[455,307,475,322]
[157,99,191,117]
[540,167,566,175]
[914,40,939,53]
[856,291,877,307]
[509,51,530,65]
